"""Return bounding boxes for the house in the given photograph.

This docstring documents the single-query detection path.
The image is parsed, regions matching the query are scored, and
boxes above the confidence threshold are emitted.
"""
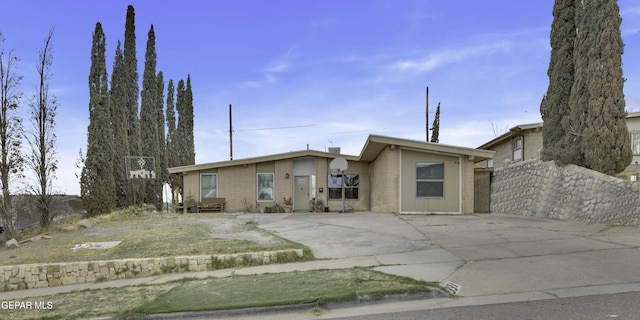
[478,113,640,171]
[627,111,640,168]
[168,134,494,214]
[476,122,543,169]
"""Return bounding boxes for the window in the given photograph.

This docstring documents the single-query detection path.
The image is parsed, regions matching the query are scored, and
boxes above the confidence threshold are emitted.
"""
[416,162,444,198]
[257,173,274,201]
[328,174,359,200]
[200,174,217,200]
[512,136,523,161]
[631,132,640,155]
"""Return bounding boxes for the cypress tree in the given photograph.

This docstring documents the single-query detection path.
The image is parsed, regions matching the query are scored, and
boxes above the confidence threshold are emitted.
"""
[175,76,195,167]
[541,0,575,162]
[156,71,167,209]
[110,41,129,207]
[140,25,160,206]
[175,79,187,166]
[81,22,116,216]
[580,0,631,174]
[124,5,143,204]
[430,102,440,143]
[124,5,140,156]
[165,79,180,203]
[562,0,590,167]
[185,75,195,164]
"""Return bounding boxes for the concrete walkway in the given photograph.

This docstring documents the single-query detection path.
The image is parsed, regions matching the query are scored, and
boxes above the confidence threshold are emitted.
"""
[2,212,640,305]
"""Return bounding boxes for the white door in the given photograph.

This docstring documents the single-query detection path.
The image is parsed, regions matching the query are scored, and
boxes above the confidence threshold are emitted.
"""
[294,176,310,211]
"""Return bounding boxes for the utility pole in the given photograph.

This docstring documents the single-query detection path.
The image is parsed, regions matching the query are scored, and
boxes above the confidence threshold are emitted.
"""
[426,86,429,142]
[229,104,233,160]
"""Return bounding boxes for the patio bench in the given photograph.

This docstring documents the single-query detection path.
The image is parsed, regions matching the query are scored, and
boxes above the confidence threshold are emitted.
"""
[198,198,226,213]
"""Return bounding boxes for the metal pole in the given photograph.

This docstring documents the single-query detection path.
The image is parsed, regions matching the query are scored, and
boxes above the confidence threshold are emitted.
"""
[426,86,429,142]
[341,171,346,213]
[229,104,233,160]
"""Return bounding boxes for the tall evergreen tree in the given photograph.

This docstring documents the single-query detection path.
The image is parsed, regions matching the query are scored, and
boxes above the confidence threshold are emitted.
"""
[110,41,129,207]
[541,0,575,162]
[156,71,167,209]
[81,22,116,216]
[579,0,631,174]
[562,0,590,167]
[140,25,160,206]
[124,5,143,205]
[184,75,195,164]
[165,79,180,203]
[175,79,187,167]
[430,102,440,143]
[175,76,196,167]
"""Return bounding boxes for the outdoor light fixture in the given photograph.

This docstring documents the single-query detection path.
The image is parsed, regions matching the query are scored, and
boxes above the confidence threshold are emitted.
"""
[285,173,290,179]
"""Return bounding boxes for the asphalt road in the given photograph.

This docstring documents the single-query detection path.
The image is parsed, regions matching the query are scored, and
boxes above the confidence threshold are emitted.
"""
[333,291,640,320]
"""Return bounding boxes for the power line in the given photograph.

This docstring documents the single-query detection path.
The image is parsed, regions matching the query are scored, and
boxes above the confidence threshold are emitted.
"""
[233,124,316,132]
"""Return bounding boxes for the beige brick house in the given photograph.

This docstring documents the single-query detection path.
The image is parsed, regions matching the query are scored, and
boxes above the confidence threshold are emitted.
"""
[168,134,494,214]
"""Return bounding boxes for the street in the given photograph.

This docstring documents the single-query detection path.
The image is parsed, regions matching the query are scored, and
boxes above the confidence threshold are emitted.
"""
[333,291,640,320]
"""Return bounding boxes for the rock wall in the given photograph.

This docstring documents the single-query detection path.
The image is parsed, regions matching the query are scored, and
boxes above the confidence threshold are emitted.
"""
[0,249,303,291]
[491,160,640,226]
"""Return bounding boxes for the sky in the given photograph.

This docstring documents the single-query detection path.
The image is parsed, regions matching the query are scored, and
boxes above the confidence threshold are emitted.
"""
[3,0,640,196]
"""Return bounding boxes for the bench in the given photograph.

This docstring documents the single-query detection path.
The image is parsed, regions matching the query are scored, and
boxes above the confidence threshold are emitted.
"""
[197,198,226,213]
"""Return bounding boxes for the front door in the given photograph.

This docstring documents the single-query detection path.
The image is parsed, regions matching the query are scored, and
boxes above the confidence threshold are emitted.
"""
[294,176,310,211]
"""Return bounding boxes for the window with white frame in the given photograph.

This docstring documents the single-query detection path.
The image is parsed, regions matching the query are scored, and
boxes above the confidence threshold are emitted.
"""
[416,162,444,198]
[200,174,217,200]
[257,173,274,201]
[631,132,640,155]
[328,174,359,200]
[512,136,523,161]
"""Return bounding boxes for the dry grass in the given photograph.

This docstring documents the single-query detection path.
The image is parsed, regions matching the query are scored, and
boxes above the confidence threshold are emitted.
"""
[0,208,309,266]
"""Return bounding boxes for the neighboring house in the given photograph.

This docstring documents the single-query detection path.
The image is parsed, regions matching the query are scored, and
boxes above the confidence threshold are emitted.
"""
[626,111,640,168]
[477,122,543,169]
[479,112,640,171]
[168,134,494,214]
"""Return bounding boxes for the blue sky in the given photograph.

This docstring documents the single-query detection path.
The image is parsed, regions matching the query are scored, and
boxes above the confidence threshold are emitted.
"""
[3,0,640,195]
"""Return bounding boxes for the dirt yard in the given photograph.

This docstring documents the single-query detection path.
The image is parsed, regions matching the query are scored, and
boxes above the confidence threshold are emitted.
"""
[0,210,295,266]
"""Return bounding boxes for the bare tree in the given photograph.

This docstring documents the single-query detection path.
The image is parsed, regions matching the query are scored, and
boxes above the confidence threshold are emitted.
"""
[0,33,24,240]
[26,29,58,229]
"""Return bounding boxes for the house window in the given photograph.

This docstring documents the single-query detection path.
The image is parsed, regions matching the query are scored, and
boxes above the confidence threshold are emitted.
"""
[257,173,274,201]
[631,132,640,155]
[416,162,444,198]
[328,174,359,200]
[200,174,217,200]
[512,136,523,161]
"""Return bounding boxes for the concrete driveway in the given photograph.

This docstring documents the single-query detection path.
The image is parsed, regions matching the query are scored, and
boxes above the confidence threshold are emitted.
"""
[248,212,640,297]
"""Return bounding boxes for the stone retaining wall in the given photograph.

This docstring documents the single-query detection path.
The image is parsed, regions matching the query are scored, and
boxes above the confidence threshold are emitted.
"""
[491,159,640,226]
[0,249,304,291]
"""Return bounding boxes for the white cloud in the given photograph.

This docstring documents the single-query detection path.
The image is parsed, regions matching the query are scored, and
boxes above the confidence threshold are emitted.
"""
[390,40,513,73]
[242,47,298,88]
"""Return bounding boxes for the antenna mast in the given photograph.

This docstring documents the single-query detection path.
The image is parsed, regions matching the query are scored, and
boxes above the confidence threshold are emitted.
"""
[229,104,233,160]
[426,86,429,142]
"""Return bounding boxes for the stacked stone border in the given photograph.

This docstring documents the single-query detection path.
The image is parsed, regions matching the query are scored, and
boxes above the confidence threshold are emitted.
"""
[0,249,304,291]
[491,159,640,226]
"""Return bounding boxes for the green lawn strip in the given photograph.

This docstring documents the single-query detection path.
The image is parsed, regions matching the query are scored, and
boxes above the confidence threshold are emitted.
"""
[2,268,438,320]
[135,268,437,315]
